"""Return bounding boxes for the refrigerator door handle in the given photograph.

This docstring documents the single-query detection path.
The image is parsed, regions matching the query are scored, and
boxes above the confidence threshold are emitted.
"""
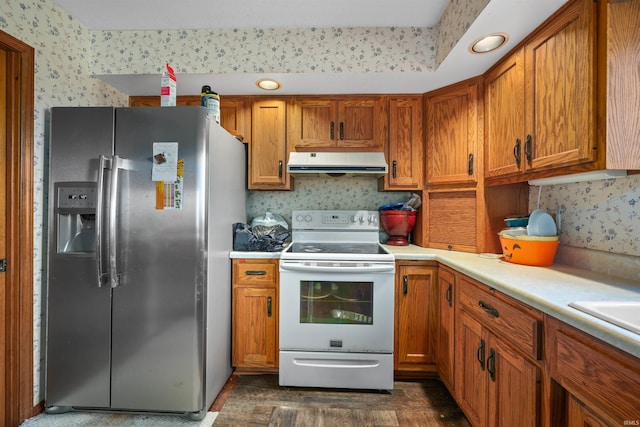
[95,154,109,287]
[107,155,122,288]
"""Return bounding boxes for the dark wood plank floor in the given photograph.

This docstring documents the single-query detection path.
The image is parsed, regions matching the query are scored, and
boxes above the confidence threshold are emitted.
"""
[212,374,470,426]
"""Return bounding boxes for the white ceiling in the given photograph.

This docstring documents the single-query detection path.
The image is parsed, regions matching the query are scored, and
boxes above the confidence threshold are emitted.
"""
[51,0,568,95]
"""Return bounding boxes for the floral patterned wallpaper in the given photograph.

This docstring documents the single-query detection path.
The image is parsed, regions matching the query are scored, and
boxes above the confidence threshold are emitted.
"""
[2,0,639,407]
[530,175,640,281]
[435,0,490,66]
[91,27,437,75]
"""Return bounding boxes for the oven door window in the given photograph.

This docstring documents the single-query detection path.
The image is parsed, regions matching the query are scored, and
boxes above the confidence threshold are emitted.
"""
[300,281,373,325]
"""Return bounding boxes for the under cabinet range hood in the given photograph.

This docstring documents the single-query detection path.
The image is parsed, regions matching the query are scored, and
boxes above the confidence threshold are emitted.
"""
[287,152,388,176]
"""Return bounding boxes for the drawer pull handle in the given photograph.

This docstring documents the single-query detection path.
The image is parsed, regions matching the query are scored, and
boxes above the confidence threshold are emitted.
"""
[524,134,532,162]
[267,296,272,317]
[479,300,500,318]
[477,338,486,370]
[330,121,335,140]
[392,160,397,179]
[278,160,283,178]
[403,275,408,295]
[246,270,267,276]
[446,283,453,308]
[487,348,496,381]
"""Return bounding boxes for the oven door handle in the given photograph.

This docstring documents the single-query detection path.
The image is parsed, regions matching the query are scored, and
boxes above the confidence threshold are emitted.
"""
[280,262,395,273]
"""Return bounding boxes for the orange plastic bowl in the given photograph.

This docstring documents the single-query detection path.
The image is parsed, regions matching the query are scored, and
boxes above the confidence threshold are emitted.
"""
[499,234,559,266]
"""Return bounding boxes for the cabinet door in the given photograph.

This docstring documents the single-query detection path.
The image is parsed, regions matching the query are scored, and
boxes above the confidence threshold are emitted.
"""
[567,394,610,427]
[394,263,437,371]
[220,96,251,142]
[382,96,423,190]
[488,336,539,427]
[524,0,597,171]
[249,100,291,190]
[426,79,480,185]
[337,98,386,150]
[288,98,336,149]
[456,311,488,427]
[606,0,640,169]
[232,286,278,368]
[484,48,526,178]
[436,266,456,392]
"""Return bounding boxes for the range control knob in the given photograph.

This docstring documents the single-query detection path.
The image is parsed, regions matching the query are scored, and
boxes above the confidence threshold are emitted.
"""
[368,215,378,225]
[350,215,359,223]
[304,214,313,223]
[295,214,305,223]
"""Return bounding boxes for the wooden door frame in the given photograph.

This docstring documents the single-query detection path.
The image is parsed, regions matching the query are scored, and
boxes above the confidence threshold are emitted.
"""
[1,30,35,426]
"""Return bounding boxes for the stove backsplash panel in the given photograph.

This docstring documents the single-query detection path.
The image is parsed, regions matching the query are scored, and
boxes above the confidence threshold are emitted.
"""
[246,176,408,227]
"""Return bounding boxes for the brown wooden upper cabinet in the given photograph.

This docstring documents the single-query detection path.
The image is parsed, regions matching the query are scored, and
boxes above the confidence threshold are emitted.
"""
[426,78,481,186]
[484,0,598,182]
[379,96,424,190]
[220,96,251,142]
[287,96,387,151]
[129,95,250,141]
[605,0,640,169]
[249,99,292,190]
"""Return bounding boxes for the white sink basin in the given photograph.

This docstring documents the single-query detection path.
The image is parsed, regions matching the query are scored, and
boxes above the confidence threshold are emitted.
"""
[569,301,640,335]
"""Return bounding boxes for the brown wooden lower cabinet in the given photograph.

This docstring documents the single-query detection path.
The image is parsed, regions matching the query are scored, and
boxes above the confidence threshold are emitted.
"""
[454,273,542,427]
[545,315,640,426]
[232,259,279,369]
[436,265,456,392]
[394,261,438,374]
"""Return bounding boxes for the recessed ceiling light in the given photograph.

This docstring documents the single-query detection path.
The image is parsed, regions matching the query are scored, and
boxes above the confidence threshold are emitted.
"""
[256,79,281,90]
[469,33,508,54]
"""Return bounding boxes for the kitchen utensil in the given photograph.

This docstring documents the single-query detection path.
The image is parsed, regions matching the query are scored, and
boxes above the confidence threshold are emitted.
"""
[527,210,557,236]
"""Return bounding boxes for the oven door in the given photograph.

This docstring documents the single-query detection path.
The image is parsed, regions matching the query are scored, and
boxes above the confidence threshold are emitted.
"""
[279,259,395,353]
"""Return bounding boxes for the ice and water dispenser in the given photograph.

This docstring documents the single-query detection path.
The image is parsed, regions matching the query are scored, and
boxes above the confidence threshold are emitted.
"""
[55,183,97,254]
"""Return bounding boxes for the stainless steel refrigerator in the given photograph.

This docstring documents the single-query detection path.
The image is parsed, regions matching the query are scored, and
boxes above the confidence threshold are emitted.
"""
[45,106,246,419]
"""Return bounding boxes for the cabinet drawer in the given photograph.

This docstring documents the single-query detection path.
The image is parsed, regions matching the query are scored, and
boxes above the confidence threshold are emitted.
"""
[233,259,278,285]
[458,277,542,360]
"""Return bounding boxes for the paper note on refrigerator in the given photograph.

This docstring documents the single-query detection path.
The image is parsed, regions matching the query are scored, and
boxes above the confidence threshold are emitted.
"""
[152,142,178,182]
[155,159,184,210]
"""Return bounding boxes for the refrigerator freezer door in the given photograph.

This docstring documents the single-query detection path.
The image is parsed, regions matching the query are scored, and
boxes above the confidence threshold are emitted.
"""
[109,107,208,412]
[46,107,115,408]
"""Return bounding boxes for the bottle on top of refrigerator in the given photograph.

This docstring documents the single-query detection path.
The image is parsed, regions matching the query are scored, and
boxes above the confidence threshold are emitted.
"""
[160,63,176,106]
[200,85,220,124]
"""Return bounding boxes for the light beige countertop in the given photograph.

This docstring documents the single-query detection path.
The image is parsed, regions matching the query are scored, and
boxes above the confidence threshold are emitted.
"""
[230,245,640,359]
